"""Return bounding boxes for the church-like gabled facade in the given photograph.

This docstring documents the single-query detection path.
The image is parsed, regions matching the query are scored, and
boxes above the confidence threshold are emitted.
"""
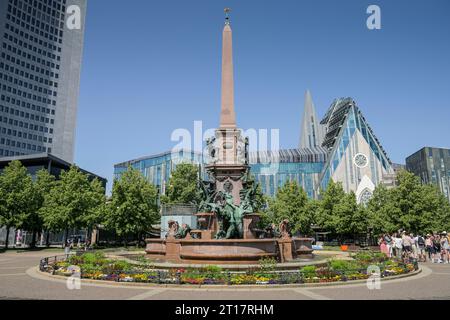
[318,98,394,204]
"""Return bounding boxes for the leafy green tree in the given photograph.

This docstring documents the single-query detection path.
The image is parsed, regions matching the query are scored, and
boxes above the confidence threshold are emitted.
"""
[392,170,431,233]
[161,163,200,205]
[22,170,55,248]
[334,192,368,236]
[430,186,450,233]
[418,183,450,234]
[245,174,267,213]
[40,166,106,244]
[367,184,399,234]
[0,161,34,249]
[106,167,159,244]
[367,170,450,235]
[315,180,347,235]
[267,181,313,235]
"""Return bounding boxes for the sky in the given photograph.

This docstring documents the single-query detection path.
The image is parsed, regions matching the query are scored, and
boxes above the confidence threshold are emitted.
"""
[74,0,450,192]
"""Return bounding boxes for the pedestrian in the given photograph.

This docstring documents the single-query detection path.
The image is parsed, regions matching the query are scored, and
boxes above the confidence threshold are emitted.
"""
[410,233,417,259]
[402,232,412,260]
[432,235,442,263]
[417,234,426,262]
[394,233,403,260]
[384,234,392,258]
[440,232,449,264]
[64,240,70,256]
[425,234,433,261]
[379,236,389,257]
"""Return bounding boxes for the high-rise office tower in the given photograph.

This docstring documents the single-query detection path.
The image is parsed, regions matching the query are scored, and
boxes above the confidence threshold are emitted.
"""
[0,0,86,162]
[406,147,450,202]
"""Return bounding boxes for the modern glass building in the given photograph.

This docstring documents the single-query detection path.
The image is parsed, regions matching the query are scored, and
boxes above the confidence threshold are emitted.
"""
[0,0,87,163]
[114,150,205,195]
[113,96,395,202]
[249,147,327,198]
[406,147,450,201]
[113,148,327,199]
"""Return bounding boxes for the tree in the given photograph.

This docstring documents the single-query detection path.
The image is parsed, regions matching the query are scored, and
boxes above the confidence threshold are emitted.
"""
[162,163,200,205]
[40,166,106,245]
[334,192,367,236]
[430,186,450,233]
[105,167,159,244]
[267,181,313,235]
[367,184,399,234]
[22,170,55,248]
[367,170,450,235]
[0,161,34,249]
[315,180,347,235]
[245,174,267,213]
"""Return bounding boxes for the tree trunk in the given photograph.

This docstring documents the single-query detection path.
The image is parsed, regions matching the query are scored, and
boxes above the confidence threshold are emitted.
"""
[4,227,10,250]
[136,232,141,249]
[30,230,37,249]
[45,232,50,247]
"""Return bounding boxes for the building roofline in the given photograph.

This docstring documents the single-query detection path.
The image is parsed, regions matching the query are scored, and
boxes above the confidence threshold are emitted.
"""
[0,153,107,182]
[114,149,203,168]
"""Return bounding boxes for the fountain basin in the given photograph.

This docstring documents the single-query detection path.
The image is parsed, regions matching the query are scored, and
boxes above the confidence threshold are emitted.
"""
[146,237,314,264]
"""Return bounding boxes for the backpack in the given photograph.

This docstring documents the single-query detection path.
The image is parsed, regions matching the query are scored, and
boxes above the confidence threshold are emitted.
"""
[418,236,425,246]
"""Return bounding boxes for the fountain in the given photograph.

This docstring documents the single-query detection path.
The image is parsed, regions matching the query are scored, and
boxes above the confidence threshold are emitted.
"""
[145,9,314,265]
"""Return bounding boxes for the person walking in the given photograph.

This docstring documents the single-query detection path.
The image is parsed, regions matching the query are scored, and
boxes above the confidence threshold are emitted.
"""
[410,233,417,259]
[394,233,403,260]
[425,235,433,261]
[402,232,413,260]
[64,240,71,256]
[440,232,449,264]
[432,235,442,263]
[417,234,426,262]
[384,234,392,258]
[379,236,389,257]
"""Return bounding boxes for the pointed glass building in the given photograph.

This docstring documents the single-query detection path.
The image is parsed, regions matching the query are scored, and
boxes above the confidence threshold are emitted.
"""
[318,98,394,203]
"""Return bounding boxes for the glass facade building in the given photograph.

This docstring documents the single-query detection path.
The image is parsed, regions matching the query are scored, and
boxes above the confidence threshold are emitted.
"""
[406,147,450,201]
[249,148,327,198]
[114,150,205,195]
[113,98,394,201]
[319,98,393,193]
[114,148,327,199]
[0,0,87,163]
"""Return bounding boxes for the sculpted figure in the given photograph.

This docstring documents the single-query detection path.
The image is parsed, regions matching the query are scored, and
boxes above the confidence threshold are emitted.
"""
[279,219,291,239]
[197,180,217,213]
[175,223,191,239]
[166,220,179,239]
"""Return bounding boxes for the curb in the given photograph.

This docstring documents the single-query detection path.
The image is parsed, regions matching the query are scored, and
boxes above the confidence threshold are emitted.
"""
[35,266,422,290]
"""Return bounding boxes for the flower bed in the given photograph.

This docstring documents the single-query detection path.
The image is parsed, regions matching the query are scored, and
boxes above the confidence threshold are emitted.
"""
[47,251,418,286]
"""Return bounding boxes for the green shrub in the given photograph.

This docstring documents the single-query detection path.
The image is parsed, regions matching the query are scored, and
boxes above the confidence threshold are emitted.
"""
[202,265,224,279]
[80,263,102,273]
[111,260,132,272]
[353,250,387,262]
[300,265,316,277]
[82,252,106,265]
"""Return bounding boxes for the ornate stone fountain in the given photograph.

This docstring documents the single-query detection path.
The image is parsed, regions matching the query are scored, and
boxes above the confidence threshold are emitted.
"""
[145,11,313,265]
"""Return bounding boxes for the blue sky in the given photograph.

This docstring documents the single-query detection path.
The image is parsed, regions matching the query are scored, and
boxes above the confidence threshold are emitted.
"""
[74,0,450,191]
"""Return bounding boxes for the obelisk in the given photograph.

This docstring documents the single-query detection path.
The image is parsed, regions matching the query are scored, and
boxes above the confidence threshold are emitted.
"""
[220,10,236,129]
[206,9,249,205]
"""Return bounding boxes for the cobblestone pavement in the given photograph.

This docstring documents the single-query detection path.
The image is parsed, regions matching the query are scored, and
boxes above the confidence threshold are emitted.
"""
[1,250,449,300]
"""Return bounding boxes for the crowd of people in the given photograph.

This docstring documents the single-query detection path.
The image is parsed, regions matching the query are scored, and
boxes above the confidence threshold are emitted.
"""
[378,231,450,263]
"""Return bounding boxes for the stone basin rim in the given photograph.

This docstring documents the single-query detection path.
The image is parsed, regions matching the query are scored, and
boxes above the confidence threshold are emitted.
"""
[145,237,314,244]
